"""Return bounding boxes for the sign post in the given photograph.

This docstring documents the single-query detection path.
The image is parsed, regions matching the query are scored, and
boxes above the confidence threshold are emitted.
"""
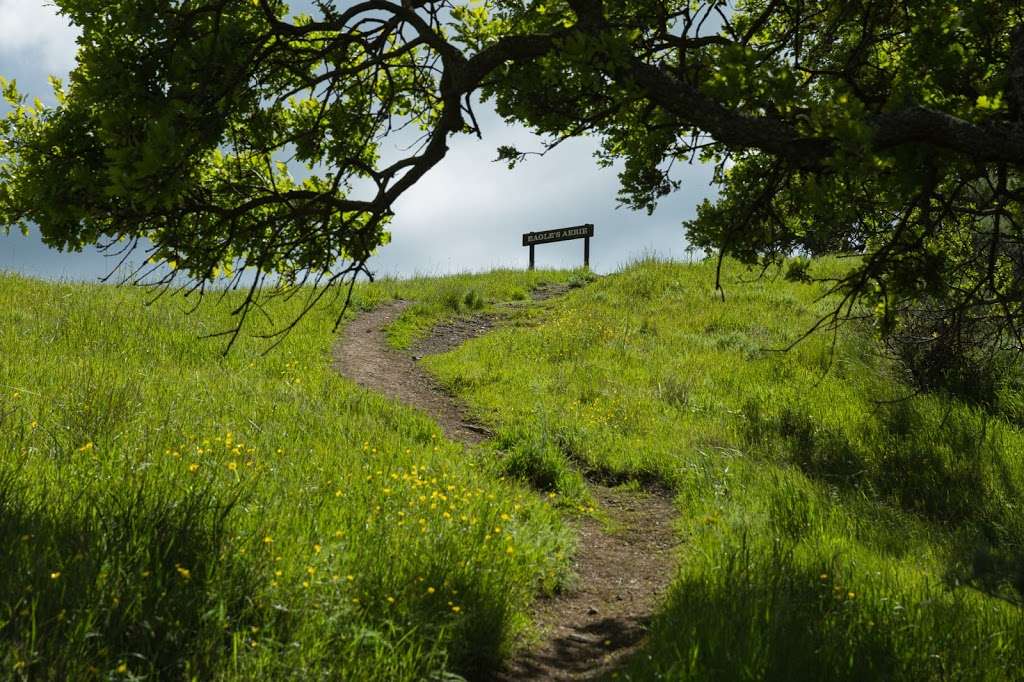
[522,224,594,270]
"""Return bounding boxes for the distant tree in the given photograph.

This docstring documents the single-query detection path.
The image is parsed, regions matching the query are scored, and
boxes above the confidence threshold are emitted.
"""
[2,0,1023,353]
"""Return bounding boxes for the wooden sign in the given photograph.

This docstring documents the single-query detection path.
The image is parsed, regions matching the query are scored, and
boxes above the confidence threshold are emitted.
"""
[522,224,594,270]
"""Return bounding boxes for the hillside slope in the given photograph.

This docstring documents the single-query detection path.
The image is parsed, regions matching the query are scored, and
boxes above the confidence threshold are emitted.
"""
[426,258,1024,680]
[3,258,1024,680]
[0,269,573,680]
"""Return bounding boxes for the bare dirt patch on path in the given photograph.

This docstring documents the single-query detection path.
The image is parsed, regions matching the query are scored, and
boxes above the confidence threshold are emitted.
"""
[331,291,678,680]
[503,486,677,681]
[410,313,501,358]
[331,301,489,444]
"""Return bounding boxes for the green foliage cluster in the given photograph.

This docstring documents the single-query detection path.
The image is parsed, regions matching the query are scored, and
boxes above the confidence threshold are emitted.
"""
[426,257,1024,679]
[0,270,574,680]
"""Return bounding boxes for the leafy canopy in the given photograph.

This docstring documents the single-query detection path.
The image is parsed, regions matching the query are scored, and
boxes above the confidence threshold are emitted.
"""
[2,0,1024,347]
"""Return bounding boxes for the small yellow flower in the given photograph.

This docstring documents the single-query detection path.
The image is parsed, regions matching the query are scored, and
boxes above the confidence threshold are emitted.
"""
[306,566,316,576]
[263,536,273,544]
[386,596,395,604]
[50,571,61,580]
[78,441,94,452]
[175,565,191,580]
[848,591,856,599]
[188,463,200,473]
[427,586,435,594]
[116,662,128,674]
[313,544,321,554]
[451,605,461,614]
[227,461,238,471]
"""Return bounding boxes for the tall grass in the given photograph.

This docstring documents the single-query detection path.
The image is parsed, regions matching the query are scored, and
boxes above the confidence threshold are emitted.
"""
[0,270,572,680]
[7,255,1024,680]
[426,256,1024,679]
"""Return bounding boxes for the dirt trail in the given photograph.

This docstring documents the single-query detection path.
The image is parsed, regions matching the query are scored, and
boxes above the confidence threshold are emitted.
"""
[331,291,678,680]
[332,300,490,444]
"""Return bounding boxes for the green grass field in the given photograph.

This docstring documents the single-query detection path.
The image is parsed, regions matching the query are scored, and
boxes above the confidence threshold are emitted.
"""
[426,258,1024,680]
[2,258,1024,680]
[0,269,574,680]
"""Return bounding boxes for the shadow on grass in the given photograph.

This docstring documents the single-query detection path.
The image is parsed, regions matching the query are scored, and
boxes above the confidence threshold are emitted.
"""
[619,538,1024,681]
[0,466,260,678]
[743,397,1024,600]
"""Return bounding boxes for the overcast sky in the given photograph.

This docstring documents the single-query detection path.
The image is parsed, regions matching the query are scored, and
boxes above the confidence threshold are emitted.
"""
[0,1,716,281]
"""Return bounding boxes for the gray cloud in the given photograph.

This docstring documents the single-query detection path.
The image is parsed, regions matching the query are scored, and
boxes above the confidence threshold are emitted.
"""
[0,0,78,97]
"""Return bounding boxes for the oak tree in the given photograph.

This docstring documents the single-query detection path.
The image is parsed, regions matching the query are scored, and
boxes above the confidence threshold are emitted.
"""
[2,0,1023,357]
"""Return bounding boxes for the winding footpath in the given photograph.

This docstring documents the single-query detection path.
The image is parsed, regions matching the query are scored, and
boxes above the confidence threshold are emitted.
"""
[331,293,678,680]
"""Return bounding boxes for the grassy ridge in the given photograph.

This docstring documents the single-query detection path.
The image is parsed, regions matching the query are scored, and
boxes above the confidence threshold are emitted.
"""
[0,270,572,680]
[425,258,1024,680]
